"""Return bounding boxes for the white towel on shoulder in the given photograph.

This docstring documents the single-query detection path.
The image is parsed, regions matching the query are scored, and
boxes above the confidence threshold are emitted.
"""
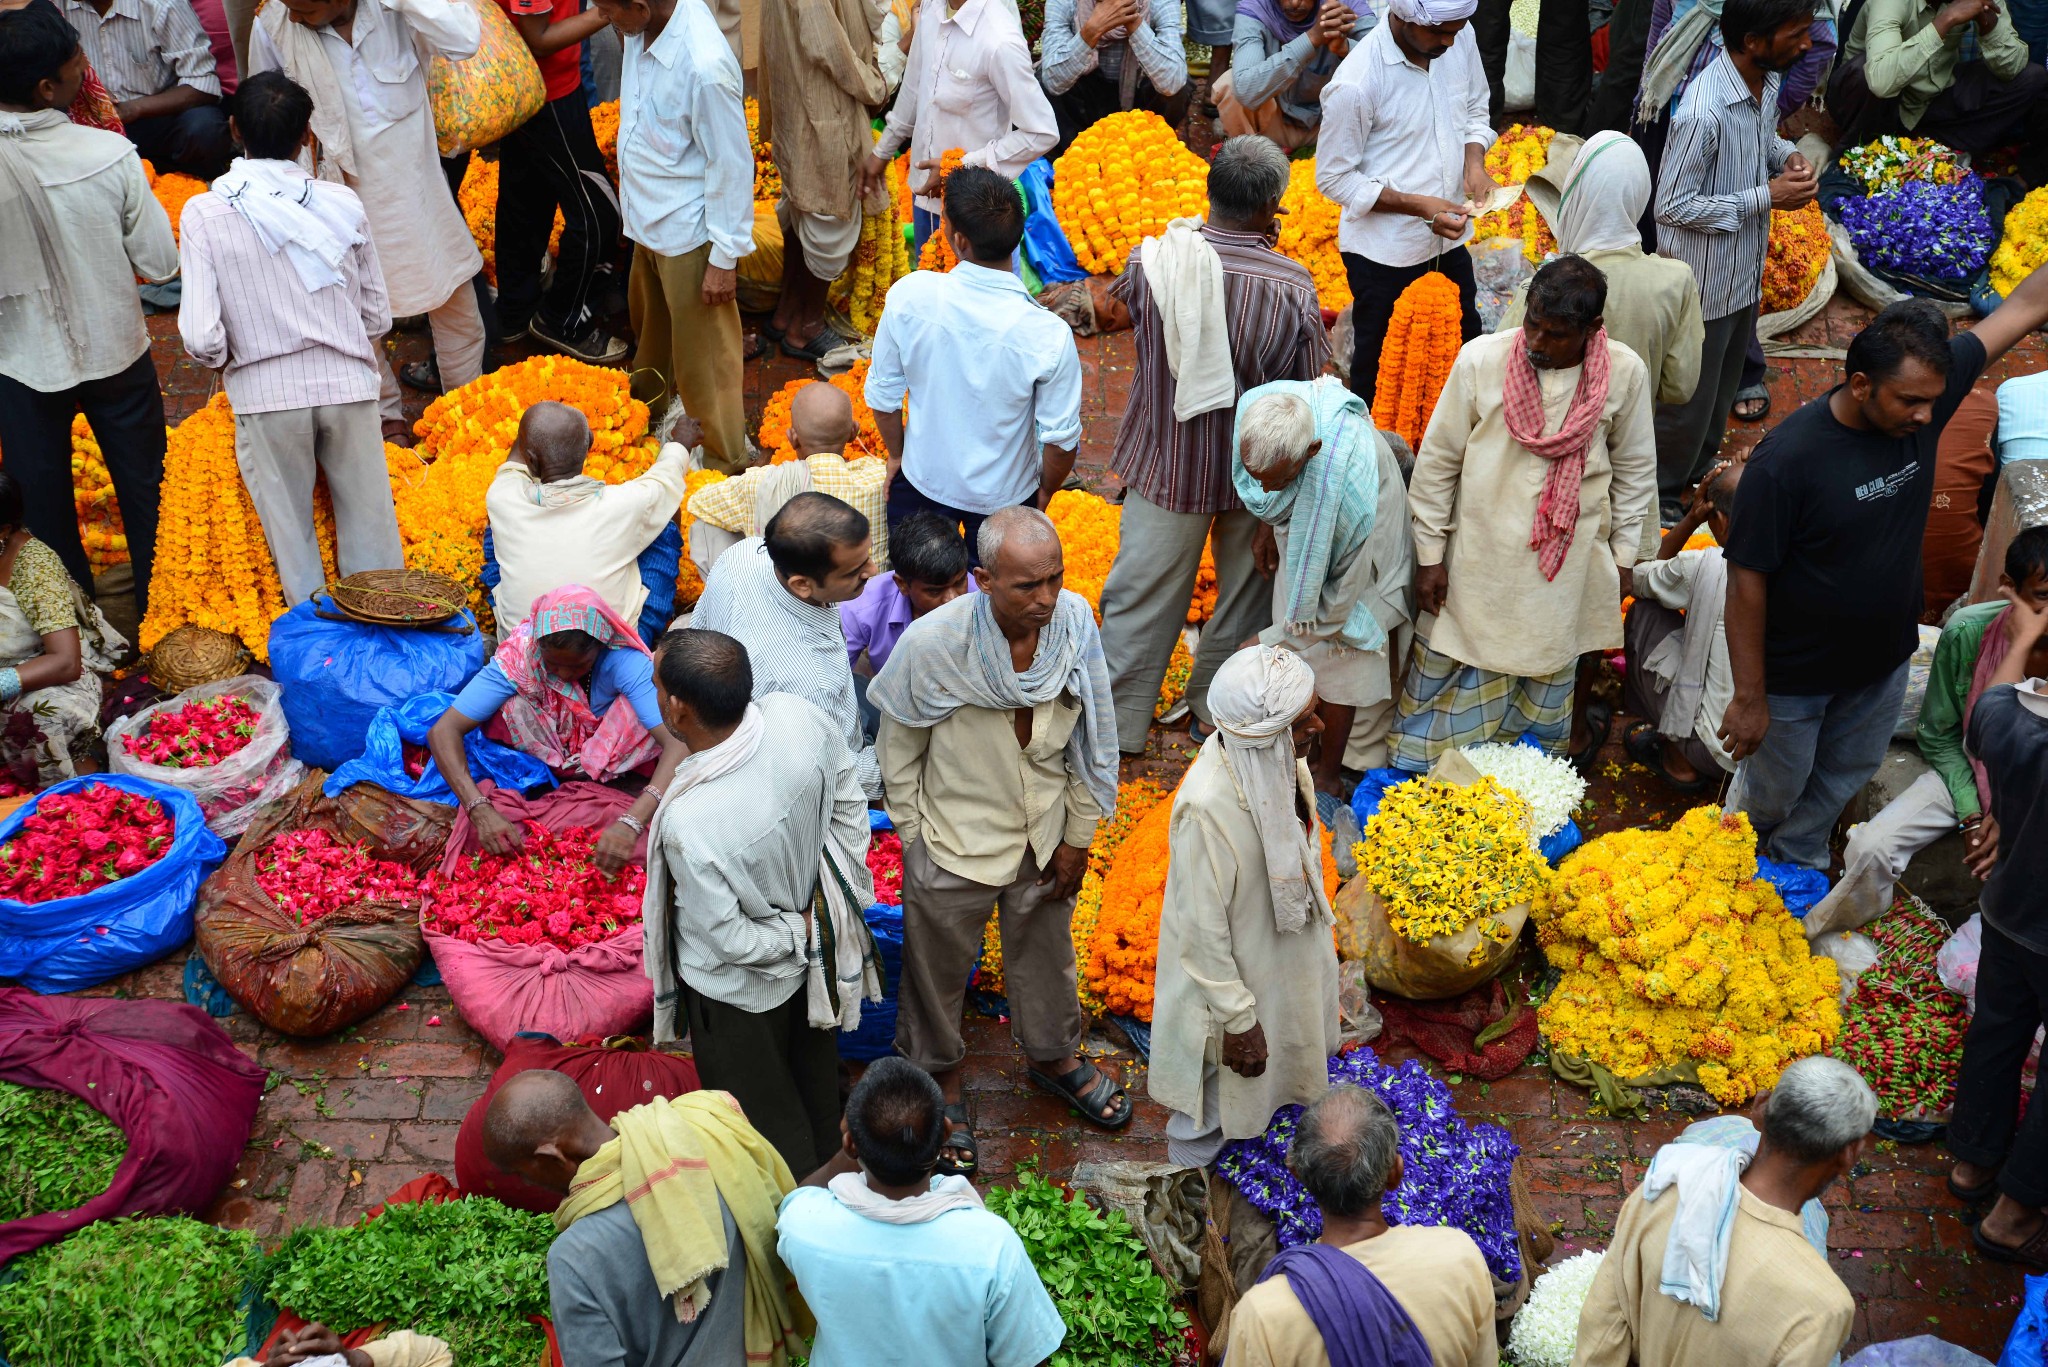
[1142,219,1235,421]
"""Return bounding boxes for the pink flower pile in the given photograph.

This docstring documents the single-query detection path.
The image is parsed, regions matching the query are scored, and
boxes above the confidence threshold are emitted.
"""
[121,695,262,769]
[0,783,174,902]
[867,830,903,905]
[421,823,644,952]
[253,828,424,927]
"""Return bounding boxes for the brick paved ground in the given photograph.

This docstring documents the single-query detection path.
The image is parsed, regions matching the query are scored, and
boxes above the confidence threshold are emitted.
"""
[118,290,2045,1359]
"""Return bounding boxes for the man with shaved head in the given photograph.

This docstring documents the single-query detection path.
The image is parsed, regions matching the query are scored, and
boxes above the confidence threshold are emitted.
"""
[869,507,1127,1175]
[485,399,697,636]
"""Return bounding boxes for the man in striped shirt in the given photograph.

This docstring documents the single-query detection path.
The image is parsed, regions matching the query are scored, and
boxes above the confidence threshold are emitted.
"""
[59,0,231,176]
[1098,135,1328,755]
[1651,0,1817,518]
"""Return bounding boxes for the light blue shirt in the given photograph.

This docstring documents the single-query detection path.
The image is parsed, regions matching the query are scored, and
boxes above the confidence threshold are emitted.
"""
[776,1185,1065,1367]
[617,0,754,268]
[449,648,663,731]
[864,262,1084,514]
[1996,370,2048,465]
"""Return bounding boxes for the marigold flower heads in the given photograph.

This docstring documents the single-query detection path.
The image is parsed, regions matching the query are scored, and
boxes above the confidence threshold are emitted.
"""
[1471,124,1557,264]
[1991,183,2048,299]
[1051,111,1208,276]
[458,152,563,286]
[149,168,208,244]
[1275,158,1348,311]
[1370,271,1462,451]
[1045,490,1217,625]
[746,97,783,203]
[830,193,913,333]
[1761,202,1830,314]
[1358,774,1550,944]
[756,361,888,464]
[591,100,620,181]
[68,415,129,573]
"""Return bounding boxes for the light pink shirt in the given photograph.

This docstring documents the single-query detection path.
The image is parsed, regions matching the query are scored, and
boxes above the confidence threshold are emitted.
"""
[175,176,388,415]
[872,0,1056,213]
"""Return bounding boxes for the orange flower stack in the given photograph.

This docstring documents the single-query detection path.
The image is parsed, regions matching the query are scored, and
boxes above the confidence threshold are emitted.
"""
[673,467,727,610]
[148,167,209,244]
[1371,272,1463,452]
[746,97,783,203]
[1761,202,1830,314]
[915,149,967,272]
[1046,489,1218,624]
[69,415,130,574]
[1275,158,1349,311]
[591,100,620,182]
[756,361,890,464]
[1051,110,1207,276]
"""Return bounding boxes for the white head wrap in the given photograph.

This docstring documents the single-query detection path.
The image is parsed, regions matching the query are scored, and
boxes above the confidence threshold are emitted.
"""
[1535,131,1651,255]
[1205,645,1328,934]
[1388,0,1478,25]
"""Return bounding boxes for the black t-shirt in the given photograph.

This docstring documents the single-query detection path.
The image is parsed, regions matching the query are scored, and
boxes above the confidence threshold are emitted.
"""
[1968,686,2048,953]
[1724,332,1986,696]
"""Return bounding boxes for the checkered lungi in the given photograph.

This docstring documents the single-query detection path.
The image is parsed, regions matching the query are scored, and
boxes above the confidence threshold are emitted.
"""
[1388,638,1577,770]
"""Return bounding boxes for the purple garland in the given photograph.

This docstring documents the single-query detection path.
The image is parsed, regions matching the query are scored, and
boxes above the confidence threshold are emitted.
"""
[1216,1048,1525,1283]
[1838,177,1995,280]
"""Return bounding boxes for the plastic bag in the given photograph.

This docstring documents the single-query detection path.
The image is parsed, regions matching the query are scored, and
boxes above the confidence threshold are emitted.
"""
[1937,913,1983,1012]
[0,989,266,1263]
[1336,876,1528,1000]
[1844,1337,1995,1367]
[1471,235,1534,333]
[324,691,554,804]
[1811,928,1882,1002]
[1895,625,1944,740]
[1998,1276,2047,1367]
[1019,159,1088,285]
[1755,854,1830,919]
[840,900,904,1061]
[1069,1161,1205,1290]
[426,782,653,1051]
[194,772,453,1037]
[0,774,227,994]
[105,674,305,838]
[1757,253,1837,344]
[426,0,544,157]
[455,1034,700,1212]
[269,595,488,773]
[1335,959,1383,1051]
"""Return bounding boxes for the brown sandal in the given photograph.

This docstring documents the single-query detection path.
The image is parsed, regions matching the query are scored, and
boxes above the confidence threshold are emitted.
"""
[1973,1217,2048,1269]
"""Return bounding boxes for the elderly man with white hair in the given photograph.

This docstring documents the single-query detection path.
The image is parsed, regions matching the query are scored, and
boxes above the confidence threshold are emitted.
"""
[1150,644,1340,1170]
[1575,1056,1874,1367]
[1232,377,1414,803]
[871,505,1127,1177]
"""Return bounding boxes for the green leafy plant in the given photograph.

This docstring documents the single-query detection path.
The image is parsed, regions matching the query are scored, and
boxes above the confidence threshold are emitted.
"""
[985,1167,1190,1367]
[0,1216,256,1367]
[258,1195,554,1367]
[0,1080,128,1223]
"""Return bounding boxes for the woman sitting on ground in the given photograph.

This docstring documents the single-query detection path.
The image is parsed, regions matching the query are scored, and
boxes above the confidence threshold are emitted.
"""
[427,585,685,873]
[0,473,127,785]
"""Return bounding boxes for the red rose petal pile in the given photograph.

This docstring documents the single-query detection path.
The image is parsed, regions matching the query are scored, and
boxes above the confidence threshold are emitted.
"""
[866,830,903,906]
[421,823,644,952]
[0,784,174,903]
[121,694,262,769]
[253,828,425,927]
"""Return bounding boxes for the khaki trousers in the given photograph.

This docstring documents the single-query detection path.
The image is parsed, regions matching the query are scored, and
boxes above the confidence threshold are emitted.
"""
[895,839,1084,1075]
[234,399,405,604]
[628,242,748,473]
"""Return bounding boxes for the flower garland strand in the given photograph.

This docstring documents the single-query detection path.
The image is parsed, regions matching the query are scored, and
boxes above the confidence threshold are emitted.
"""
[1370,272,1463,452]
[68,415,130,573]
[1830,895,1969,1119]
[1761,202,1830,314]
[1274,158,1348,311]
[1051,110,1207,276]
[755,361,889,464]
[1046,489,1217,624]
[1470,124,1557,264]
[916,149,967,273]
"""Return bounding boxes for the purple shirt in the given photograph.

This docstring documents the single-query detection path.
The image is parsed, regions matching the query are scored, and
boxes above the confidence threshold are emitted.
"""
[839,572,976,672]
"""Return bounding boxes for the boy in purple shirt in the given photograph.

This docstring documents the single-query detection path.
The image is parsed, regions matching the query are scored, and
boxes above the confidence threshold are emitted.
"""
[844,513,975,737]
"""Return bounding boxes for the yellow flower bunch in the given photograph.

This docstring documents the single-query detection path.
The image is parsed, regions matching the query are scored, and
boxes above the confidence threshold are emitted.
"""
[1534,806,1842,1104]
[1275,158,1348,311]
[746,97,783,203]
[1155,636,1192,718]
[1045,490,1219,624]
[673,468,726,611]
[1471,124,1558,263]
[458,153,563,286]
[1051,111,1208,275]
[591,100,619,181]
[1357,774,1551,944]
[1991,184,2048,299]
[68,415,129,574]
[1761,202,1830,314]
[831,196,913,333]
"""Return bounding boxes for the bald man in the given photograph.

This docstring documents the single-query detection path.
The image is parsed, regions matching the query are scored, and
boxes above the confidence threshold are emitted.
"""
[485,401,700,635]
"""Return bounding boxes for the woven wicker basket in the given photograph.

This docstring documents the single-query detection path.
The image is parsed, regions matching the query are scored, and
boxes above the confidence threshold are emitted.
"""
[316,569,471,629]
[148,625,252,694]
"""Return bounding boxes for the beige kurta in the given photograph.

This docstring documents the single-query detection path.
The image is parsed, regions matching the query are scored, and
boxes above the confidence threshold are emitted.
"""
[759,0,888,219]
[1573,1186,1854,1367]
[1148,740,1339,1142]
[1501,247,1703,411]
[1408,328,1657,679]
[1226,1225,1500,1367]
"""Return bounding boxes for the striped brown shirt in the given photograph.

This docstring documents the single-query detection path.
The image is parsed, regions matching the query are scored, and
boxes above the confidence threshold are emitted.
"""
[1108,224,1328,515]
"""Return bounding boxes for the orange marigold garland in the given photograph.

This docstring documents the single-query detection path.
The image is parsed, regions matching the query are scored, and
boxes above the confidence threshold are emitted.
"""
[1275,158,1348,311]
[673,468,726,610]
[68,416,130,574]
[1760,202,1830,314]
[1051,110,1207,276]
[458,153,563,286]
[591,100,620,182]
[1371,272,1463,452]
[830,193,913,333]
[148,168,209,244]
[756,361,889,464]
[914,149,967,273]
[1046,489,1217,624]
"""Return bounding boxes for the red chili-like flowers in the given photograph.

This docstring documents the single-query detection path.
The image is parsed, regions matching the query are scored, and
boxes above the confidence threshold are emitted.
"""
[420,823,644,952]
[254,828,425,927]
[866,830,903,906]
[0,784,174,902]
[121,695,262,769]
[402,742,431,779]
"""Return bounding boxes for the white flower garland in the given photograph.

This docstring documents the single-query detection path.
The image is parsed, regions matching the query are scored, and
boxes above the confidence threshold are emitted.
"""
[1461,742,1587,842]
[1506,1249,1607,1367]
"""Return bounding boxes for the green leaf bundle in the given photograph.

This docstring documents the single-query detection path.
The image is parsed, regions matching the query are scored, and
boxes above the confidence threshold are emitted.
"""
[258,1196,554,1367]
[0,1216,256,1367]
[0,1080,128,1223]
[985,1168,1189,1367]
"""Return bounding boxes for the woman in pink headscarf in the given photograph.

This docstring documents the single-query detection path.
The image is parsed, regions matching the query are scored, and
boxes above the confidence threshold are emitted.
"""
[428,585,686,873]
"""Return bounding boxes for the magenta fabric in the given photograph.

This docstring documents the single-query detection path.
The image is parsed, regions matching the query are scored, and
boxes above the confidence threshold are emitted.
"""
[0,989,266,1263]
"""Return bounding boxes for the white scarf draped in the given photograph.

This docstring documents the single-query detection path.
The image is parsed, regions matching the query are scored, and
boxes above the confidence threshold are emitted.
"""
[1140,220,1235,421]
[827,1172,984,1224]
[213,157,367,294]
[1205,645,1328,934]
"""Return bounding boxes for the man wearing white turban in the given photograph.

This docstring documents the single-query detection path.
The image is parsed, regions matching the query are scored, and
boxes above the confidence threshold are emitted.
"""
[1149,644,1341,1169]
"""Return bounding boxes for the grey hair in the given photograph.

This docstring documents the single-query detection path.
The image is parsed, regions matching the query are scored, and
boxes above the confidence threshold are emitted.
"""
[1237,392,1316,477]
[1762,1056,1877,1163]
[1288,1085,1401,1217]
[1208,135,1291,220]
[977,504,1060,569]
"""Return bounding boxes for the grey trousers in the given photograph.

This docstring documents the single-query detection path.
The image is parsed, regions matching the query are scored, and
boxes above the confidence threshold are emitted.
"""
[1653,303,1755,514]
[1098,493,1272,753]
[234,399,406,605]
[895,839,1084,1075]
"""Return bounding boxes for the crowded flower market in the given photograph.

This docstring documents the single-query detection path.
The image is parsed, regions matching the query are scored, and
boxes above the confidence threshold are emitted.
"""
[4,0,2048,1353]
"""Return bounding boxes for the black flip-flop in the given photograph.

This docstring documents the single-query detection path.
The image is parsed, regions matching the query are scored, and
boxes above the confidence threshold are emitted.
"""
[781,325,856,363]
[399,359,443,394]
[1570,699,1613,774]
[1948,1169,2001,1203]
[934,1101,977,1177]
[1028,1060,1133,1132]
[1623,722,1713,794]
[1731,385,1771,423]
[1973,1218,2048,1269]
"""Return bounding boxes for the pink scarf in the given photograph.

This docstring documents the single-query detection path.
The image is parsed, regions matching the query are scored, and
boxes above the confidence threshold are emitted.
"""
[491,586,660,782]
[1503,327,1612,582]
[1965,605,2015,812]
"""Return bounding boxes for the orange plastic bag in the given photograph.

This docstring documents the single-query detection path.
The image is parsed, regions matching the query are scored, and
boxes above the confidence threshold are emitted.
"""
[427,0,544,157]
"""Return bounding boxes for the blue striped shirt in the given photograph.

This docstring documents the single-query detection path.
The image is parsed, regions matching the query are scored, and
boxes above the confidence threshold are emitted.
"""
[1653,50,1795,320]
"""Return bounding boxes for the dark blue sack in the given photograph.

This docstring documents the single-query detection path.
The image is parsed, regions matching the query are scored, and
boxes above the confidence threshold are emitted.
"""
[1018,159,1089,284]
[1998,1273,2046,1367]
[1755,855,1830,919]
[269,596,488,771]
[323,691,555,802]
[0,775,226,993]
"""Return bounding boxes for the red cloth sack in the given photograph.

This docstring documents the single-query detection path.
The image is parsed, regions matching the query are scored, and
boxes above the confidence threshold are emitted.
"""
[0,989,266,1263]
[454,1035,700,1212]
[426,782,653,1051]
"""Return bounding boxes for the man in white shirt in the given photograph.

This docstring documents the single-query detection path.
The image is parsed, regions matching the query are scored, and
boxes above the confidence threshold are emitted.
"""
[857,0,1055,260]
[1314,0,1491,408]
[0,1,176,614]
[863,166,1083,562]
[596,0,753,472]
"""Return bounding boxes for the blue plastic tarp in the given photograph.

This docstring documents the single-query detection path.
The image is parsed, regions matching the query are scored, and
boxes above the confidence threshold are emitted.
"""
[322,691,555,802]
[270,597,488,771]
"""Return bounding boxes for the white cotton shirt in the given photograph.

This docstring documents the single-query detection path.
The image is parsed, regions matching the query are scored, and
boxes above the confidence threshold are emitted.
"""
[864,262,1083,514]
[1314,20,1493,266]
[616,0,755,268]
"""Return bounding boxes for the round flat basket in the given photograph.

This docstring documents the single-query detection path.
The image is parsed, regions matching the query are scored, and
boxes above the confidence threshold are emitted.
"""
[149,624,252,694]
[316,570,471,630]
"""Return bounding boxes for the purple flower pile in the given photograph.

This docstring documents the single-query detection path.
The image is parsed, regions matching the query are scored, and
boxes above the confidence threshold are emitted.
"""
[1216,1047,1525,1283]
[1838,176,1995,280]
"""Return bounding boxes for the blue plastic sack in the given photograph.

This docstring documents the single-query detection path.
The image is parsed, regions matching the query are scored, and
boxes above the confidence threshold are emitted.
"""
[1538,819,1585,864]
[269,596,488,771]
[839,901,904,1062]
[481,523,682,650]
[323,691,555,802]
[1999,1274,2047,1367]
[1018,159,1088,285]
[1755,855,1830,919]
[0,774,227,993]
